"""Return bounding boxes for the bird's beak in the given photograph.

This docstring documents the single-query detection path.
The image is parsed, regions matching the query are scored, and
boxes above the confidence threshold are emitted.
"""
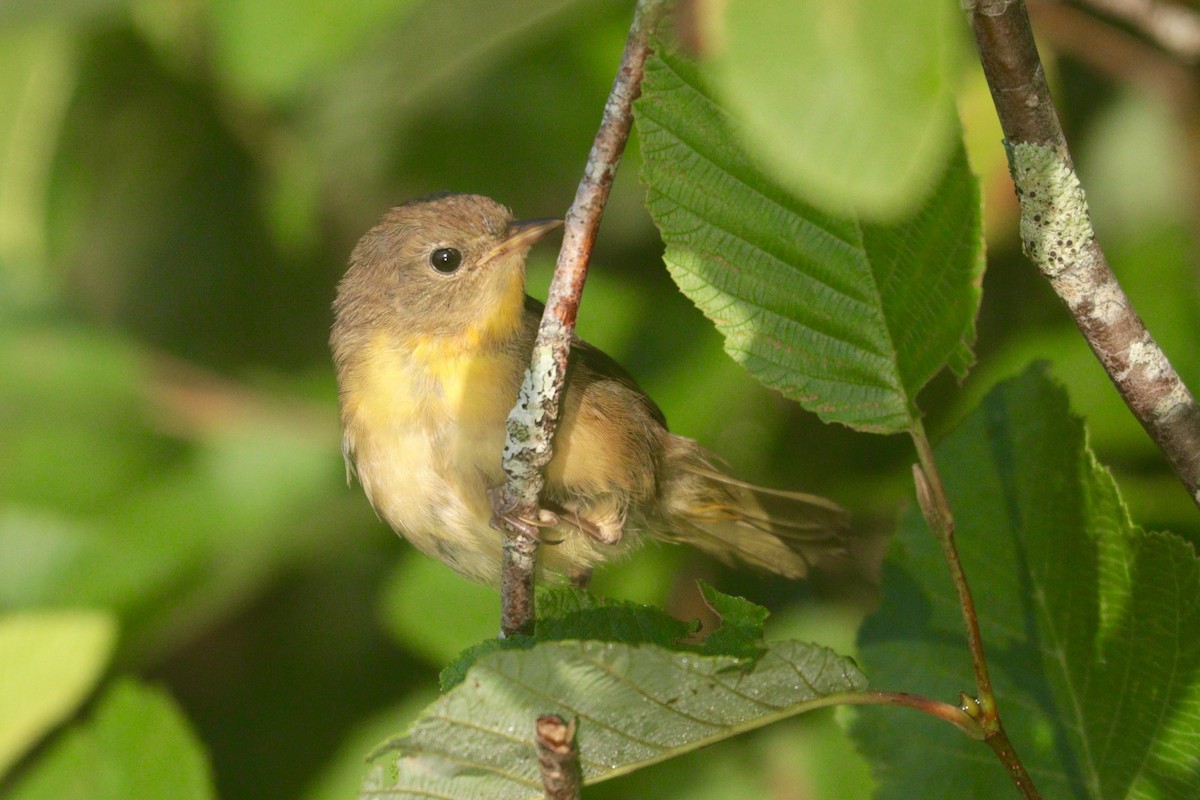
[482,217,562,265]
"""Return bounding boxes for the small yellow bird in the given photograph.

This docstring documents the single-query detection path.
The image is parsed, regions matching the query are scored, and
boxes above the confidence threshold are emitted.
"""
[331,193,845,586]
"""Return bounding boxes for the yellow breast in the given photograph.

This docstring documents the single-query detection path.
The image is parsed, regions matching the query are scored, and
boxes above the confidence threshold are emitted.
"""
[339,326,520,581]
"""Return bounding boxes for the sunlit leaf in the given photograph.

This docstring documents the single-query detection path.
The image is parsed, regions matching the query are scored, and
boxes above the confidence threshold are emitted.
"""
[702,0,962,219]
[636,49,983,434]
[0,611,117,779]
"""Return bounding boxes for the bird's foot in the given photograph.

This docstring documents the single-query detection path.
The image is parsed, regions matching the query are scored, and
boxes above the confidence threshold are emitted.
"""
[488,486,561,540]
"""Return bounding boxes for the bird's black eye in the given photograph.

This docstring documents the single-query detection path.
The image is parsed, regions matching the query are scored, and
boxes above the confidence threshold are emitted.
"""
[429,247,462,273]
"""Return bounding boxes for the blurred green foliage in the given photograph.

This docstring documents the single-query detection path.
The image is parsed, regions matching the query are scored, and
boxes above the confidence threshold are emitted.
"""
[0,1,1197,798]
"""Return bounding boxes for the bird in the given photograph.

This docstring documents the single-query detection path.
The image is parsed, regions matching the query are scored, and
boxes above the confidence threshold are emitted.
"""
[331,193,846,586]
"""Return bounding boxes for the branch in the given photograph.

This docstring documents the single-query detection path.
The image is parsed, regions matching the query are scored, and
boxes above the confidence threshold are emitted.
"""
[1061,0,1200,63]
[965,0,1200,512]
[536,715,582,800]
[491,0,673,637]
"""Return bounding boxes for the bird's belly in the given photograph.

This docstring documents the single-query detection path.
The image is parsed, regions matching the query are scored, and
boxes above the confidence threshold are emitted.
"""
[355,421,506,583]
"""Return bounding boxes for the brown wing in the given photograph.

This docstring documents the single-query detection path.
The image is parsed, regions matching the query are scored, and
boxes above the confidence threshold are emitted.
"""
[523,295,667,429]
[521,296,666,539]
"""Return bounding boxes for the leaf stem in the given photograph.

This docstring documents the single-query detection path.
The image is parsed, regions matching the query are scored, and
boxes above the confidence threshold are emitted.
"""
[492,0,673,637]
[964,0,1200,511]
[910,420,1041,799]
[835,690,985,739]
[910,422,994,708]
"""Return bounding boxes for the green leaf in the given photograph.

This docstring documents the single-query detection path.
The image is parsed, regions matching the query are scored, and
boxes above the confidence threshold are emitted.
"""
[440,588,696,690]
[636,49,983,434]
[7,679,215,800]
[534,588,695,644]
[697,580,766,660]
[703,0,962,219]
[855,365,1200,798]
[208,0,417,102]
[0,611,117,779]
[365,640,866,799]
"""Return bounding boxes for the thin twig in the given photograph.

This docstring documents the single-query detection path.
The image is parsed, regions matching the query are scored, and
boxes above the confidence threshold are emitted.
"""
[910,423,1042,799]
[536,715,582,800]
[965,0,1200,512]
[1059,0,1200,63]
[910,435,993,712]
[491,0,673,637]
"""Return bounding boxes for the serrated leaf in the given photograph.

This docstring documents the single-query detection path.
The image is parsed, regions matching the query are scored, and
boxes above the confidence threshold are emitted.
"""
[365,639,866,799]
[697,580,766,660]
[703,0,962,219]
[534,588,695,644]
[636,49,983,434]
[0,611,117,779]
[7,679,215,800]
[440,588,702,690]
[855,365,1200,798]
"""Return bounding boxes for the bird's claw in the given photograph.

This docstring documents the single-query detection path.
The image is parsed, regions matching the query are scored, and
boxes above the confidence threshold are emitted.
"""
[488,486,560,539]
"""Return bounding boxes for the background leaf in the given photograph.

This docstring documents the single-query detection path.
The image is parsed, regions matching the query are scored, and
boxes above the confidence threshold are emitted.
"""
[208,0,416,102]
[636,49,983,434]
[6,679,215,800]
[700,0,962,219]
[0,611,117,779]
[364,639,866,799]
[855,365,1200,798]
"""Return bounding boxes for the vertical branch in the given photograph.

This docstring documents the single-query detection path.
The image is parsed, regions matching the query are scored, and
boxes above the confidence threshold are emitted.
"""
[536,715,582,800]
[491,0,673,637]
[965,0,1200,510]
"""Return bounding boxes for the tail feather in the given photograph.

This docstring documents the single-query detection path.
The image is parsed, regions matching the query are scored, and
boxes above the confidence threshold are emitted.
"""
[658,436,848,579]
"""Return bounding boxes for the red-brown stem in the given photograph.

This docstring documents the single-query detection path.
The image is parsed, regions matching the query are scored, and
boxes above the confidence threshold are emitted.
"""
[911,426,994,710]
[911,422,1041,799]
[965,0,1200,511]
[836,690,985,740]
[493,0,672,637]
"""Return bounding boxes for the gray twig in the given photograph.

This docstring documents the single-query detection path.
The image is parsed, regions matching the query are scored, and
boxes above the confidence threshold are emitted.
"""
[966,0,1200,511]
[536,715,582,800]
[491,0,672,637]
